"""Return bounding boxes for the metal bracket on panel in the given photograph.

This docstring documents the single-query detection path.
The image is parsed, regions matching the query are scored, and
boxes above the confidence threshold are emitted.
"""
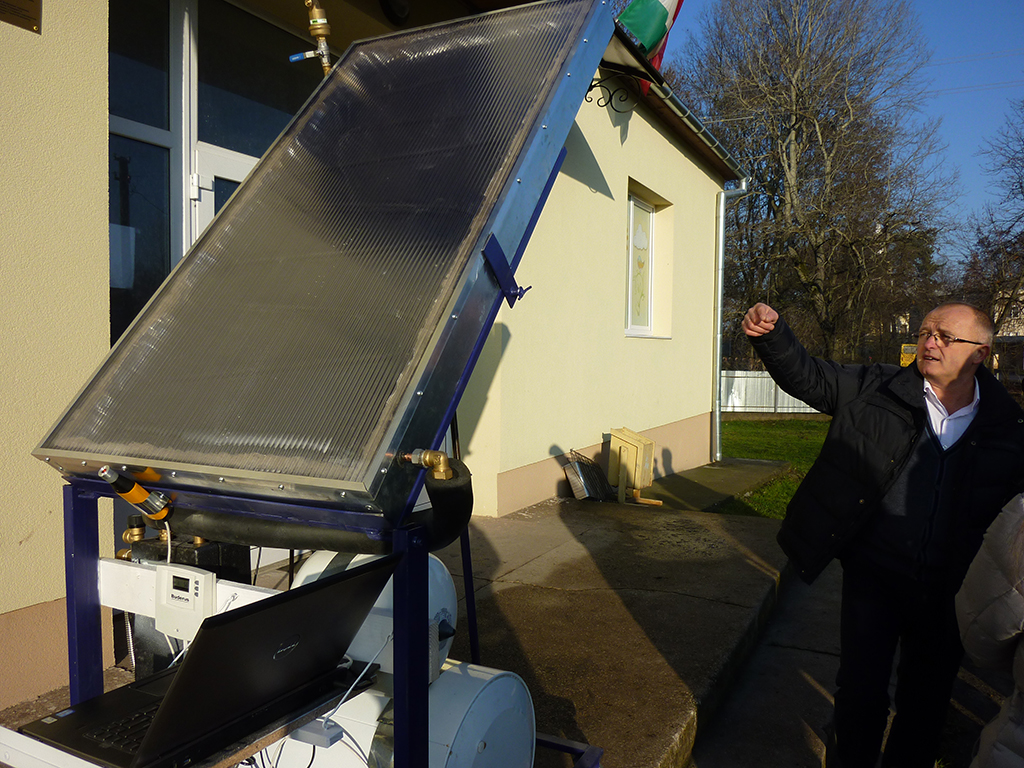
[483,234,532,309]
[482,144,568,310]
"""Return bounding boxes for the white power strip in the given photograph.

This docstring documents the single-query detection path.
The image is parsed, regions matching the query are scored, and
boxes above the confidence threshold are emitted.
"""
[154,563,217,640]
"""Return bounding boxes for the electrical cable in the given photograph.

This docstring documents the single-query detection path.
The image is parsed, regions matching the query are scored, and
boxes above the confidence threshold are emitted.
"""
[220,592,239,613]
[333,731,369,764]
[320,632,393,724]
[164,522,172,563]
[270,739,288,768]
[169,639,190,667]
[124,613,136,670]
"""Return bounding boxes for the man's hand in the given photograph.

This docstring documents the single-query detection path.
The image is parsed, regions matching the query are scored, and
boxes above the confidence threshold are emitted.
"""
[742,303,779,337]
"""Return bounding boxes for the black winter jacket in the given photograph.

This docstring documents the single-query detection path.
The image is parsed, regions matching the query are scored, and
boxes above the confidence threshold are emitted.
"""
[751,317,1024,585]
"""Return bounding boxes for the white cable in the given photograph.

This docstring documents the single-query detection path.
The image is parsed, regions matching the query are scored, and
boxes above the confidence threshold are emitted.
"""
[170,639,190,667]
[164,522,172,563]
[321,632,393,724]
[270,739,288,768]
[220,592,239,613]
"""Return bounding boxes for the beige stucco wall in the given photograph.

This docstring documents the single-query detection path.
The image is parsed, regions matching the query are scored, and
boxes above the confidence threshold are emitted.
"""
[0,2,111,707]
[461,93,725,516]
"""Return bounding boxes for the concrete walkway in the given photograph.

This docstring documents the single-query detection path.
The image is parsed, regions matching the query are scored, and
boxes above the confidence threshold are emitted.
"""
[435,458,794,768]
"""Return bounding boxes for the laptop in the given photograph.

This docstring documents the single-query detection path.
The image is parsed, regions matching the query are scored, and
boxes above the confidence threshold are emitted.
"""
[20,553,400,768]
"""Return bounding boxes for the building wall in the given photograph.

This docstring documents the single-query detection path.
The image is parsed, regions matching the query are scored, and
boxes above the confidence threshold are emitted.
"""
[460,93,725,516]
[0,3,113,707]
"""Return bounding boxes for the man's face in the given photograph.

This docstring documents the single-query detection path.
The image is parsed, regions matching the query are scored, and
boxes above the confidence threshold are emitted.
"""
[915,305,989,388]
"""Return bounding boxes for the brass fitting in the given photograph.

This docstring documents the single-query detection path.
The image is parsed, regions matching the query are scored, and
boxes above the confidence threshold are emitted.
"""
[404,449,454,480]
[122,522,147,546]
[305,0,331,75]
[306,0,330,38]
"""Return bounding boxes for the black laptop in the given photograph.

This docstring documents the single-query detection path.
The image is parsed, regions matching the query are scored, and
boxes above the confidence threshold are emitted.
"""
[20,553,399,768]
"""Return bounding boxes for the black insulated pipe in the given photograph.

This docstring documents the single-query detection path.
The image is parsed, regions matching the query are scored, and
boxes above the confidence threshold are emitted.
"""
[162,457,473,554]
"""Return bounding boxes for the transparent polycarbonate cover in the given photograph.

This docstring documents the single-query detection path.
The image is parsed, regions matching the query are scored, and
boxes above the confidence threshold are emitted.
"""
[37,0,612,520]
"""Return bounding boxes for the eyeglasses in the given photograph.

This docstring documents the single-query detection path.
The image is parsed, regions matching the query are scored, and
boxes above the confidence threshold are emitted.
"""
[915,330,984,347]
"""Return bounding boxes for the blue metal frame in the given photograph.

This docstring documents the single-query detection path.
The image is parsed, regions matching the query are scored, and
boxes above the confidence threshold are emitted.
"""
[62,480,431,768]
[537,733,604,767]
[64,483,104,703]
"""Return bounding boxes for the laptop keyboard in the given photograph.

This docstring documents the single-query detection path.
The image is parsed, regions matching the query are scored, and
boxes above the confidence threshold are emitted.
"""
[83,703,160,754]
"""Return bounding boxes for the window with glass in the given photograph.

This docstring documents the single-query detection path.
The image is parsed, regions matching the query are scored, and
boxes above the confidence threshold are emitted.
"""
[627,194,654,335]
[109,137,172,343]
[109,0,170,130]
[108,0,325,344]
[198,0,325,157]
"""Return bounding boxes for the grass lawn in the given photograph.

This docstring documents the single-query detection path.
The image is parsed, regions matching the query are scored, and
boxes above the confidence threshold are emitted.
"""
[716,417,829,519]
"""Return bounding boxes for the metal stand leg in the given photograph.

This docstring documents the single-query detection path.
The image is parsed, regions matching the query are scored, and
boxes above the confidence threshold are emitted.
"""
[459,527,481,665]
[536,734,604,767]
[64,483,103,705]
[449,412,480,665]
[392,525,429,768]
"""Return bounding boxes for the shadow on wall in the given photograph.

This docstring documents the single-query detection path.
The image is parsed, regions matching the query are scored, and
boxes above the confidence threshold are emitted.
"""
[455,321,510,453]
[559,120,615,199]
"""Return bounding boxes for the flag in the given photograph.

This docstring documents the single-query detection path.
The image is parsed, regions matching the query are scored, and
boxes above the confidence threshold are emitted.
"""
[617,0,683,66]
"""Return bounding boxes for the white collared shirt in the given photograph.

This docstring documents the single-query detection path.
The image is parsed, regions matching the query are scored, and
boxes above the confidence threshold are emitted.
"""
[923,378,980,450]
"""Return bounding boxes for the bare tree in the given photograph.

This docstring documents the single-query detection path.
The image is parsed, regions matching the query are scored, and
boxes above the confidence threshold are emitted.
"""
[980,97,1024,237]
[955,98,1024,336]
[668,0,952,360]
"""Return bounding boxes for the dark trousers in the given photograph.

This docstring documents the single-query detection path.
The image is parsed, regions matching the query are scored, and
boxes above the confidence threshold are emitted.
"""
[830,563,964,768]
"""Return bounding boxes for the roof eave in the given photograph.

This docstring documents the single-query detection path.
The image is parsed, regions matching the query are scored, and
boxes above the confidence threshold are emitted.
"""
[601,25,749,183]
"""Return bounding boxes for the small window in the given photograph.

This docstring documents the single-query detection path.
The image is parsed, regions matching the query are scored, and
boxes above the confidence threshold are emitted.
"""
[627,194,654,334]
[109,0,170,130]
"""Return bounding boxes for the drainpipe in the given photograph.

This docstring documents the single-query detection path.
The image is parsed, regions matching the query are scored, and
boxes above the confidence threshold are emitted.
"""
[713,178,751,462]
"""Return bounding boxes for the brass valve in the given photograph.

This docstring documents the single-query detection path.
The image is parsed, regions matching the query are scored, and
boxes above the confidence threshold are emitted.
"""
[403,449,454,480]
[122,516,147,546]
[306,0,331,75]
[306,0,331,39]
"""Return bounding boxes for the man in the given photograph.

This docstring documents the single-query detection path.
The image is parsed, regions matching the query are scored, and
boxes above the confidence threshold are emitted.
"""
[742,302,1024,768]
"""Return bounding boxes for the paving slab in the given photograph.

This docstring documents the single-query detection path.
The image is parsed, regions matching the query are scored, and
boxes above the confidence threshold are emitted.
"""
[644,458,788,510]
[436,495,789,768]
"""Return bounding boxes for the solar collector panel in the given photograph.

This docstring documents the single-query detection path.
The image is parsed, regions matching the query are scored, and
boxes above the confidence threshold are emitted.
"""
[36,0,613,521]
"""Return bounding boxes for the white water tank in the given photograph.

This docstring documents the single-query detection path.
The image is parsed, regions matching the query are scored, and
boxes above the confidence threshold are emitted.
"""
[293,551,458,673]
[276,661,535,768]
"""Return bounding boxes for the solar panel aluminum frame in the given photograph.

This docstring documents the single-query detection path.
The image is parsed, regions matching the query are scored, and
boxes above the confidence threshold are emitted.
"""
[35,0,615,525]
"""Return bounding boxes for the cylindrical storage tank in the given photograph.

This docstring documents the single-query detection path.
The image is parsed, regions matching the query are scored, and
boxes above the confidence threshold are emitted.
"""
[274,662,535,768]
[292,551,458,673]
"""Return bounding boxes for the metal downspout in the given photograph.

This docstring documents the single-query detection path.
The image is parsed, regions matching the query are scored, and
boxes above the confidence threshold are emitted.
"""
[713,178,750,462]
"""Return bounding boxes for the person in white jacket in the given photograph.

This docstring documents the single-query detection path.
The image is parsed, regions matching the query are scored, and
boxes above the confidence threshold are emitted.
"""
[956,493,1024,767]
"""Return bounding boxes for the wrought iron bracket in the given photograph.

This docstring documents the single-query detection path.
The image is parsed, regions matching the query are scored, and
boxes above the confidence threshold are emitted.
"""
[587,70,646,113]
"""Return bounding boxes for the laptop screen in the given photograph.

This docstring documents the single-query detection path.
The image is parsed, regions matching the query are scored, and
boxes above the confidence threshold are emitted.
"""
[134,552,399,767]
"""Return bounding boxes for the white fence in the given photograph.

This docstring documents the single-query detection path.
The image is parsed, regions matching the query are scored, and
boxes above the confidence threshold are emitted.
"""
[720,370,819,413]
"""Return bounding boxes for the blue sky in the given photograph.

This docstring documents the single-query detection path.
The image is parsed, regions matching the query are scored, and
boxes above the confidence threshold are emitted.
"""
[662,0,1024,237]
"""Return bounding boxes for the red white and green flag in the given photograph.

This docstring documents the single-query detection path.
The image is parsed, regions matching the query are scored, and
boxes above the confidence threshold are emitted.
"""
[617,0,683,67]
